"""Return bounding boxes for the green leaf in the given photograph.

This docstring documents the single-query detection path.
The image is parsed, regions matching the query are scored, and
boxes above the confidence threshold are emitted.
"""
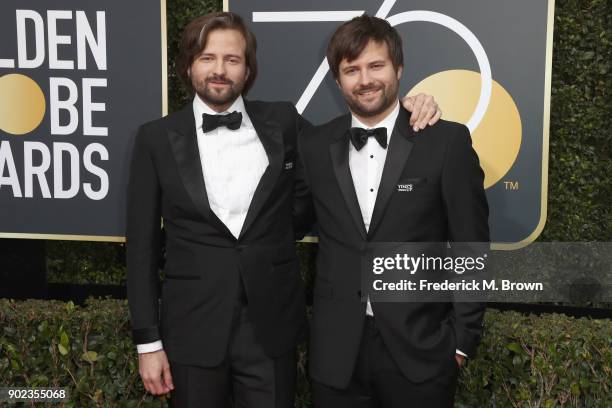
[506,342,523,354]
[570,382,581,396]
[82,351,98,362]
[580,51,595,60]
[58,344,68,355]
[60,331,69,348]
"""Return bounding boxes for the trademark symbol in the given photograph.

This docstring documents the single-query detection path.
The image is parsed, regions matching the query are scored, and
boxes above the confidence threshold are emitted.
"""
[504,181,519,190]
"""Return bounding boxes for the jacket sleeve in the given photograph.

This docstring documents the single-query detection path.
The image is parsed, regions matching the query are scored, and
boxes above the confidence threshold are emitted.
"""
[441,124,490,358]
[126,124,163,344]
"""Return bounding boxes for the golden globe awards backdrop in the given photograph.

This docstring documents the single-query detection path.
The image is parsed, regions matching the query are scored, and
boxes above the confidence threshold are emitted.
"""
[226,0,554,249]
[0,0,166,241]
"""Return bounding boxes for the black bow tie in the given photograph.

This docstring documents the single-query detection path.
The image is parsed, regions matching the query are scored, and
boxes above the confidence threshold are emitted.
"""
[201,111,243,133]
[348,127,388,151]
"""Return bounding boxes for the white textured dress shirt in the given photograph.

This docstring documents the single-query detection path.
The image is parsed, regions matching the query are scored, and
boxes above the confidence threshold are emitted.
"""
[348,101,467,358]
[137,95,268,354]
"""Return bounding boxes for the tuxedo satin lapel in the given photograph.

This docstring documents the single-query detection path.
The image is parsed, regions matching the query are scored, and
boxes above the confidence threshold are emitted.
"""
[329,115,367,240]
[167,105,234,238]
[239,103,284,239]
[368,108,416,237]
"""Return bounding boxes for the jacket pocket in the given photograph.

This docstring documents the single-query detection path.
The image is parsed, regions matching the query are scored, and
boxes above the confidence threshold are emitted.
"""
[398,177,428,186]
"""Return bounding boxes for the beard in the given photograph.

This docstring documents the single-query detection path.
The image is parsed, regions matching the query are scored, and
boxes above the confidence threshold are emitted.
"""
[344,79,399,118]
[193,74,245,109]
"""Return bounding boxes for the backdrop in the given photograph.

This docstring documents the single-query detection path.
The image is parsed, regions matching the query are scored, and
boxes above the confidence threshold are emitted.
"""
[227,0,555,248]
[0,0,166,241]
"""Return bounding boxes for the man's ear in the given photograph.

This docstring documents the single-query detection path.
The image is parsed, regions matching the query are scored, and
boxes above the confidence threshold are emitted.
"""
[187,67,191,78]
[245,67,250,81]
[397,65,403,80]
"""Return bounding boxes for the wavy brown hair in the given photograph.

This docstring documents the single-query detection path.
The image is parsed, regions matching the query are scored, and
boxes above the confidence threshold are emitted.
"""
[175,12,258,95]
[326,14,403,80]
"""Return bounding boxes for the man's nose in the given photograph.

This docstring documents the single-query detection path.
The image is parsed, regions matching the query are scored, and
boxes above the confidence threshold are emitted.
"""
[213,59,226,75]
[358,69,374,87]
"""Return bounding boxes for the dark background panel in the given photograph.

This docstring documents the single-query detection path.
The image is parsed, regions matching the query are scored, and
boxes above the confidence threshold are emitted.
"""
[0,0,164,237]
[230,0,551,244]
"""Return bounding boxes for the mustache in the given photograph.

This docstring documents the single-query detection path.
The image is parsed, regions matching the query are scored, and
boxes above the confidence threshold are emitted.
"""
[205,75,234,85]
[354,84,383,95]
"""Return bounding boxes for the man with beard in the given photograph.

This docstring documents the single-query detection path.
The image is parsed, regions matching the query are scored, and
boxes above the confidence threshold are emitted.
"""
[127,12,442,407]
[298,15,489,407]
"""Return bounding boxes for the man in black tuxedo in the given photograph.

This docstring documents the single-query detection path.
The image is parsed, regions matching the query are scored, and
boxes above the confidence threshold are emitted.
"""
[127,12,443,407]
[298,16,490,407]
[127,12,315,407]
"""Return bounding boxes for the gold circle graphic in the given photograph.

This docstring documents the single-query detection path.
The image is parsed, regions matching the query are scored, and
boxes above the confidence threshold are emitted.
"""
[0,73,46,135]
[408,70,522,188]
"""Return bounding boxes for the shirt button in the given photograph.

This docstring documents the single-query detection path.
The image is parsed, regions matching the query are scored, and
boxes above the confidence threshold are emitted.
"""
[370,188,374,192]
[370,155,374,159]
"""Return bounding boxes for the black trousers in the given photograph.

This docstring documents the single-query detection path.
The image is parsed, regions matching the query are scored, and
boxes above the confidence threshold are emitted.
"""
[312,316,459,408]
[168,304,296,408]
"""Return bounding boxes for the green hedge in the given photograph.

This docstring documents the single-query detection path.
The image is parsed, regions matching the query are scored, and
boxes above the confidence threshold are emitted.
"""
[1,299,610,407]
[542,0,611,241]
[46,242,126,285]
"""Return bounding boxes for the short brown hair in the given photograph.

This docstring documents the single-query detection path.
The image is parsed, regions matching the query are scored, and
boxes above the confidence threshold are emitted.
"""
[175,12,258,95]
[326,15,403,80]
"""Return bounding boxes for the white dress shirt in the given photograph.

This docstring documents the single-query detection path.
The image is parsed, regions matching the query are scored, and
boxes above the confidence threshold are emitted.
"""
[137,95,268,354]
[348,101,467,358]
[194,94,269,238]
[349,101,399,318]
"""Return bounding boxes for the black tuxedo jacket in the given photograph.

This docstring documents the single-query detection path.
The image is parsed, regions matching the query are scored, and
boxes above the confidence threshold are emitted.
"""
[298,107,490,388]
[126,100,313,367]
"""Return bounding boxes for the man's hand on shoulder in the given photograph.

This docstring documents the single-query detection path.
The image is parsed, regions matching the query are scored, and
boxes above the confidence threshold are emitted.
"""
[138,349,174,396]
[401,92,442,131]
